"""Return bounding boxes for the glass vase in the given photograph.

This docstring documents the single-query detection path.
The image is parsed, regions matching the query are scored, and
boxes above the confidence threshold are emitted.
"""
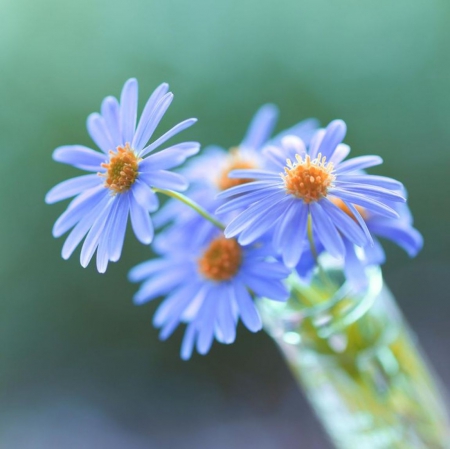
[258,259,450,449]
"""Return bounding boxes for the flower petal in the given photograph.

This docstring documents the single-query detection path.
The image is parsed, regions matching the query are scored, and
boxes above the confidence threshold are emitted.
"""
[232,281,262,331]
[241,103,278,150]
[129,197,154,244]
[336,155,383,174]
[52,145,106,172]
[132,85,171,151]
[131,179,159,211]
[317,120,347,160]
[120,78,138,144]
[140,170,188,192]
[87,113,115,154]
[80,198,115,268]
[139,142,200,171]
[309,202,345,258]
[140,118,198,157]
[52,185,106,237]
[101,96,122,147]
[319,198,367,246]
[45,174,101,204]
[108,193,129,262]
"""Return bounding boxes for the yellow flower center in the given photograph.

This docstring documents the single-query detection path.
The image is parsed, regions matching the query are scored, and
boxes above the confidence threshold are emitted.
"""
[198,236,242,282]
[283,153,335,203]
[217,148,256,191]
[101,143,139,193]
[331,198,367,221]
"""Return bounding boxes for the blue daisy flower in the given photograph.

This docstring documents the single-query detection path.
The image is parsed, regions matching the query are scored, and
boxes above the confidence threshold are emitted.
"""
[217,120,406,269]
[129,225,290,360]
[45,79,199,272]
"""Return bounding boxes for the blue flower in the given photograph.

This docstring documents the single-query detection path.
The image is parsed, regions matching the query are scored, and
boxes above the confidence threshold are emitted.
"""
[217,120,406,269]
[129,225,290,360]
[45,79,199,272]
[153,104,318,230]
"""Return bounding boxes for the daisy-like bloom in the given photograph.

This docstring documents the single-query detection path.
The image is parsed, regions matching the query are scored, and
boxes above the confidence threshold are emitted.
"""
[295,200,423,287]
[153,104,318,230]
[129,224,290,360]
[45,79,199,272]
[217,120,406,268]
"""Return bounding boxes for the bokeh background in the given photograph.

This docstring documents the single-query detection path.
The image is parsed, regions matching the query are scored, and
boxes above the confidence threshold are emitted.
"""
[1,0,450,447]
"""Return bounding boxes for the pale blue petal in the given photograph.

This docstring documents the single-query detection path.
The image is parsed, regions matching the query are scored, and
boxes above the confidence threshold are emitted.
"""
[239,274,288,303]
[216,186,282,215]
[101,96,122,147]
[232,281,262,331]
[241,104,278,150]
[120,78,138,144]
[278,201,309,268]
[280,135,307,160]
[133,90,173,152]
[335,182,405,203]
[216,180,276,199]
[317,120,347,160]
[271,118,319,147]
[224,191,289,238]
[108,193,129,262]
[87,113,115,154]
[308,129,326,159]
[45,174,101,204]
[154,281,205,328]
[181,322,197,361]
[139,170,188,191]
[368,221,423,257]
[196,289,219,355]
[139,142,200,171]
[337,174,403,190]
[129,197,154,244]
[61,195,111,259]
[241,261,290,279]
[364,237,386,265]
[228,169,281,180]
[237,197,291,245]
[133,268,188,305]
[140,118,198,157]
[309,202,345,258]
[343,239,368,290]
[319,198,367,246]
[128,258,175,282]
[216,284,236,344]
[329,189,399,218]
[52,145,106,172]
[131,179,158,211]
[344,201,374,246]
[80,198,114,268]
[52,185,106,237]
[336,155,383,174]
[329,144,350,165]
[96,198,120,273]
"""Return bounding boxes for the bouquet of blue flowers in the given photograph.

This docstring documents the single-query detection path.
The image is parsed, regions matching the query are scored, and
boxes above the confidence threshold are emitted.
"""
[46,80,450,449]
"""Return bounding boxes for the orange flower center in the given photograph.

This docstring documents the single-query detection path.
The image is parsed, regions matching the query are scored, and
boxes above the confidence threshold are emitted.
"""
[331,198,367,221]
[198,236,242,282]
[101,144,139,193]
[217,148,256,191]
[283,153,335,203]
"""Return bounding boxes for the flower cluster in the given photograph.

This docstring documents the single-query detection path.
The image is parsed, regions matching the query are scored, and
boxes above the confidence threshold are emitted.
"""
[47,80,422,359]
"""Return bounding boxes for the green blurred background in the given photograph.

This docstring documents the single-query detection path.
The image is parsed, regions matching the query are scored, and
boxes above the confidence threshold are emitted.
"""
[1,0,450,447]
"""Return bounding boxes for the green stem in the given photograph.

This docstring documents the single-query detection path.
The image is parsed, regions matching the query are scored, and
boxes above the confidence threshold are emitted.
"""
[153,188,225,230]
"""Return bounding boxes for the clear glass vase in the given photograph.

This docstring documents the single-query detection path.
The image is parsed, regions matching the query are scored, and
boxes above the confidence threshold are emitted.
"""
[258,259,450,449]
